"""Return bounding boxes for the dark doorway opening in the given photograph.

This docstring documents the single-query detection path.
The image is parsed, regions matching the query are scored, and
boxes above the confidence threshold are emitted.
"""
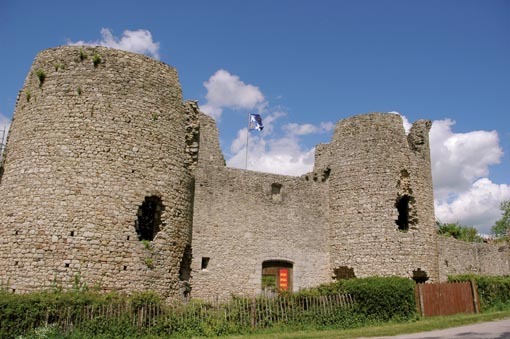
[179,245,192,281]
[135,196,164,241]
[262,260,293,294]
[395,195,410,231]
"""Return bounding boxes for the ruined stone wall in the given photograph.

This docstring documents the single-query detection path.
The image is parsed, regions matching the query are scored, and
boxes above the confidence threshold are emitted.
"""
[0,46,194,298]
[4,46,504,300]
[191,167,331,299]
[320,113,438,281]
[191,119,331,298]
[196,112,225,167]
[438,236,510,280]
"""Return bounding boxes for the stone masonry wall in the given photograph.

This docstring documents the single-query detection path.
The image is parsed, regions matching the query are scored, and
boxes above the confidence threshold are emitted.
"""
[191,165,331,299]
[438,236,510,281]
[3,45,506,300]
[191,116,331,298]
[0,46,194,298]
[321,114,438,281]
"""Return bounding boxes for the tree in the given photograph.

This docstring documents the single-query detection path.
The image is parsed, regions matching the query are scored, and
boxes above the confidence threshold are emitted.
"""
[437,221,483,243]
[491,200,510,238]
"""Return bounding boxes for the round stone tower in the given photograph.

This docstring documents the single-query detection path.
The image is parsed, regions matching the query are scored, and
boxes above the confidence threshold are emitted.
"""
[0,46,194,298]
[322,113,438,282]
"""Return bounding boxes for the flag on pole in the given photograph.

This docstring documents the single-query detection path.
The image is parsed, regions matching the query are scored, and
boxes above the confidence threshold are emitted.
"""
[249,114,264,131]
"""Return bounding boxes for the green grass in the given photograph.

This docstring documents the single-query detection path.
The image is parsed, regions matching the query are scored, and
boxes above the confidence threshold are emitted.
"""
[225,310,510,339]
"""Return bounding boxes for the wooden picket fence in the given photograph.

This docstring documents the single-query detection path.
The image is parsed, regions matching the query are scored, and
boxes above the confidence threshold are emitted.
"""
[415,281,480,317]
[26,294,356,334]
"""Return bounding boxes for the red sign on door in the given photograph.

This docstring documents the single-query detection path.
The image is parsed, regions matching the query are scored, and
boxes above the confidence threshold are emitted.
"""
[279,268,289,290]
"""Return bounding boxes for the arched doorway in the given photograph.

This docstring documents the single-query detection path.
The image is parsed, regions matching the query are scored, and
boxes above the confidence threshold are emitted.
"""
[261,260,293,294]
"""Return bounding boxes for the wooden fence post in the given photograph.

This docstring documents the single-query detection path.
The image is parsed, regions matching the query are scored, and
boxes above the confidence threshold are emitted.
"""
[250,298,256,328]
[415,284,425,316]
[470,279,480,314]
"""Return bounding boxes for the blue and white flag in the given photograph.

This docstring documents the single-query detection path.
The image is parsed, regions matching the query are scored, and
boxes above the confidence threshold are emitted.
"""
[249,114,264,131]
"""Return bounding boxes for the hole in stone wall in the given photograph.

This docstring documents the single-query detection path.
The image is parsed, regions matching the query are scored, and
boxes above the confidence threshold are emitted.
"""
[179,245,192,281]
[14,261,18,266]
[15,231,19,235]
[12,289,15,293]
[70,231,75,236]
[135,196,164,241]
[321,168,331,182]
[201,257,210,270]
[412,268,429,283]
[123,265,127,271]
[271,183,283,202]
[126,236,130,240]
[271,183,282,195]
[395,195,411,231]
[65,263,70,268]
[333,266,356,280]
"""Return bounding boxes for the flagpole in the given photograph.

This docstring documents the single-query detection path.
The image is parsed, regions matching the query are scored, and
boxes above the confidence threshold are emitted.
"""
[245,113,250,170]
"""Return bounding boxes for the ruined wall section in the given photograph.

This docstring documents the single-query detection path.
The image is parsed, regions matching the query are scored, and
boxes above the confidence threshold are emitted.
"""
[196,112,225,167]
[438,237,510,280]
[0,46,194,298]
[191,164,331,299]
[326,113,438,281]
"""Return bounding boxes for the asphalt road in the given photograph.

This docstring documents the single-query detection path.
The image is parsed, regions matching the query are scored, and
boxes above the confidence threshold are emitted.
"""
[361,318,510,339]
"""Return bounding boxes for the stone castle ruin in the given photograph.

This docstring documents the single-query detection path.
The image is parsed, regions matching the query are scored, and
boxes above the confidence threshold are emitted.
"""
[0,46,508,299]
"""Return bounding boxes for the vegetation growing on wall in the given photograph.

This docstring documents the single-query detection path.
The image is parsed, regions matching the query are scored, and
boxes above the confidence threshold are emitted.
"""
[437,221,483,243]
[79,49,87,61]
[92,53,102,67]
[35,69,46,87]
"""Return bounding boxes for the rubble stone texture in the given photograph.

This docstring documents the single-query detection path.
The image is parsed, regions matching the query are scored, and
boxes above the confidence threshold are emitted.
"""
[0,47,195,298]
[0,46,508,299]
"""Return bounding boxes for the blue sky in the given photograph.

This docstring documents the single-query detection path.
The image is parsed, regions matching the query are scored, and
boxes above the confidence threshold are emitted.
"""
[0,0,509,233]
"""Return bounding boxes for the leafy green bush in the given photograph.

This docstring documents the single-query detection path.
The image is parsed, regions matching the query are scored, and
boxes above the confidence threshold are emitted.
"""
[0,288,123,338]
[130,290,162,309]
[5,277,417,338]
[297,276,417,322]
[449,274,510,311]
[342,276,417,321]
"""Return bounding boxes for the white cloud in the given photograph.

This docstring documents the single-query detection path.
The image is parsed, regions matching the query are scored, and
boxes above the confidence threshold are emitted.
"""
[201,69,266,120]
[0,113,10,160]
[430,119,503,201]
[227,135,315,176]
[435,178,510,234]
[430,118,507,233]
[0,113,10,144]
[201,70,509,234]
[68,28,160,59]
[227,113,331,176]
[282,121,334,136]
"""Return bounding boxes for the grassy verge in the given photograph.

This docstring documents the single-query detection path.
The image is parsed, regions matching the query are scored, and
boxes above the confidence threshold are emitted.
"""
[226,310,510,339]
